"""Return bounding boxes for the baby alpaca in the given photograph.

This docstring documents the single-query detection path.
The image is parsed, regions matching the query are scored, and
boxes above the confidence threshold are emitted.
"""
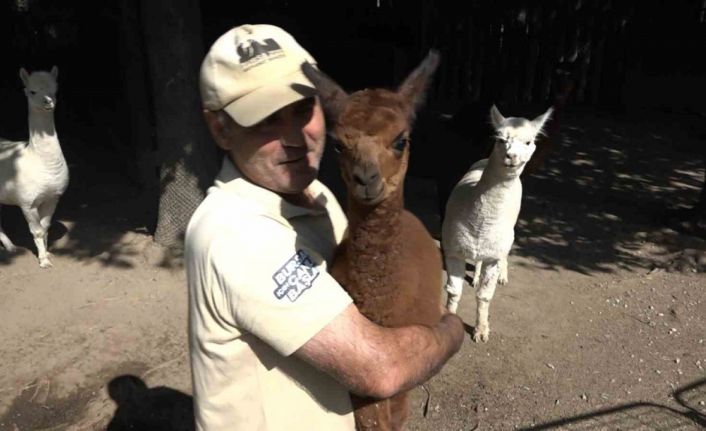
[0,66,68,267]
[303,51,443,430]
[441,105,552,342]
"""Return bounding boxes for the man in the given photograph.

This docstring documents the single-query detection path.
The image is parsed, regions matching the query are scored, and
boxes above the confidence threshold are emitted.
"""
[185,23,465,431]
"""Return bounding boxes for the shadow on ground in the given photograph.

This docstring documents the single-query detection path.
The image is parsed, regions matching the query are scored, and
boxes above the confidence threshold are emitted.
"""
[106,375,194,431]
[513,109,705,275]
[520,377,706,430]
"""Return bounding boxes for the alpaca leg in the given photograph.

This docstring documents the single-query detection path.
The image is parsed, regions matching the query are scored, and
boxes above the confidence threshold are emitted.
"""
[473,260,499,343]
[21,206,51,268]
[388,391,409,431]
[472,260,483,288]
[498,256,508,285]
[0,206,17,252]
[352,396,392,431]
[38,198,59,255]
[444,255,466,314]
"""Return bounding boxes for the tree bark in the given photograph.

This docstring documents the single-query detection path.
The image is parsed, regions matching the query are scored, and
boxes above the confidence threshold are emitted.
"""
[140,0,218,248]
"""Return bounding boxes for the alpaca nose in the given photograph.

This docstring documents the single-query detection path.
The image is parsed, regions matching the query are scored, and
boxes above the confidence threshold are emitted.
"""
[352,166,380,185]
[44,96,55,108]
[505,153,519,165]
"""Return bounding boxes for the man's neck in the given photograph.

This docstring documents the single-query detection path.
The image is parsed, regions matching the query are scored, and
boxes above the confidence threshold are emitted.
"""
[226,156,324,210]
[282,189,324,210]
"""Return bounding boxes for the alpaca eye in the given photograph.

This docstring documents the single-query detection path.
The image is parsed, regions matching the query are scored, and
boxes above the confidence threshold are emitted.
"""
[393,137,409,152]
[30,90,36,95]
[525,141,531,146]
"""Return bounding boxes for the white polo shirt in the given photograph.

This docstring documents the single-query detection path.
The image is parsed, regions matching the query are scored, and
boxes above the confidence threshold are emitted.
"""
[185,157,355,431]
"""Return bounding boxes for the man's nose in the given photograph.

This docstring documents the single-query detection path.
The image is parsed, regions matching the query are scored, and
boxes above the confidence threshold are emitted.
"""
[279,122,307,148]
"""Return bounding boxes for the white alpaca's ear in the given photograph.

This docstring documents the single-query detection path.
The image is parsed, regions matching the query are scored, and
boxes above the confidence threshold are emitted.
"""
[50,65,59,79]
[19,68,30,86]
[490,104,505,129]
[531,107,553,136]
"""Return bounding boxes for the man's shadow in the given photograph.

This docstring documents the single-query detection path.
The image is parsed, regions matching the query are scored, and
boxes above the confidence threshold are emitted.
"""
[106,375,194,431]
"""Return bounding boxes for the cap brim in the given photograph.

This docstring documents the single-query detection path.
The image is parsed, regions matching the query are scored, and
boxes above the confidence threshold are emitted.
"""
[223,68,318,127]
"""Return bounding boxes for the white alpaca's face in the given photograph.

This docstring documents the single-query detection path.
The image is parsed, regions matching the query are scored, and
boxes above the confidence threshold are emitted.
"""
[490,105,552,173]
[20,67,58,112]
[494,121,539,169]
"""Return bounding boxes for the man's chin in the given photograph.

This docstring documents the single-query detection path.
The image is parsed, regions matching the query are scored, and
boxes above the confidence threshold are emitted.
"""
[283,170,318,192]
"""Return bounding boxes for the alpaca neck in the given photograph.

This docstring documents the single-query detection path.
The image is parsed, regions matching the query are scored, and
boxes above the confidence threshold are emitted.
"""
[346,187,404,251]
[344,187,405,298]
[27,107,63,162]
[478,152,523,188]
[473,154,523,224]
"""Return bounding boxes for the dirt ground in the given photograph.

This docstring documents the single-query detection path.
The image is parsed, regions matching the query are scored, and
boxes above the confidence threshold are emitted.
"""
[1,108,706,431]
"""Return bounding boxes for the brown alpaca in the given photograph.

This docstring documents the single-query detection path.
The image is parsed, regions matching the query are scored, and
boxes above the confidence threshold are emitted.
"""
[303,52,443,431]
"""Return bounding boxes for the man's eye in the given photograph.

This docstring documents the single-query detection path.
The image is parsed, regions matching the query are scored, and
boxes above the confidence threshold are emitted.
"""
[296,100,315,115]
[252,115,276,131]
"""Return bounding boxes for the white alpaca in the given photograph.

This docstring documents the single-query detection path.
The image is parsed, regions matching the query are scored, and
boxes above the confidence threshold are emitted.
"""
[0,66,68,268]
[441,104,552,342]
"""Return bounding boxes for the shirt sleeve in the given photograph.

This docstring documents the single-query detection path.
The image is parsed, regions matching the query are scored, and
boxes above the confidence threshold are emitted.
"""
[209,218,352,357]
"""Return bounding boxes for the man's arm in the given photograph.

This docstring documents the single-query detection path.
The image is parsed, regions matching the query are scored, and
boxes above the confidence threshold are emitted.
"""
[294,303,465,399]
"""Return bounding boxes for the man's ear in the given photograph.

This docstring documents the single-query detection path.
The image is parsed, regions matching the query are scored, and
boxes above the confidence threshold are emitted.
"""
[203,110,234,151]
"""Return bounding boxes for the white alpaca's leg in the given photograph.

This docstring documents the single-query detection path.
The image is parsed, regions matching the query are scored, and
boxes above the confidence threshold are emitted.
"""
[444,255,467,314]
[472,261,483,288]
[498,256,508,285]
[473,260,499,343]
[38,198,59,255]
[21,206,51,268]
[0,206,17,252]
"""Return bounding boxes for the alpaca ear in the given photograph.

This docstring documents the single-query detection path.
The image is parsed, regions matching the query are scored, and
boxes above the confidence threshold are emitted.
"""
[50,65,59,79]
[301,61,349,125]
[531,107,553,136]
[397,49,440,118]
[489,104,505,129]
[19,67,29,86]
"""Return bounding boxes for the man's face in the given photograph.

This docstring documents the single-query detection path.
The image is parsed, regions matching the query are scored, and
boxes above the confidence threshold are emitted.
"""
[224,97,326,195]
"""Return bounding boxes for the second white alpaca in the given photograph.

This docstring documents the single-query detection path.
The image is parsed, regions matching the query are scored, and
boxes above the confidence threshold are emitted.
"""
[0,66,68,268]
[441,104,552,342]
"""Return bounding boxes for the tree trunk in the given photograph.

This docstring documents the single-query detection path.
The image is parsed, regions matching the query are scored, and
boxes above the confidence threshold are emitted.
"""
[119,0,158,222]
[140,0,218,248]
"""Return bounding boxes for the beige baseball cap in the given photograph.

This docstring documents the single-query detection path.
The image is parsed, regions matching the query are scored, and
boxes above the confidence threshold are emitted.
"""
[199,24,318,127]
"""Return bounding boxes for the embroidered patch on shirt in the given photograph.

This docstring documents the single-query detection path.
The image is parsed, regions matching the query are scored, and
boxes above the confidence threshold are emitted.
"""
[272,250,320,302]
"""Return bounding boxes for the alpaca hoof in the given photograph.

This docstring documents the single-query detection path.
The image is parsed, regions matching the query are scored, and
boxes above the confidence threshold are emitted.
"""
[39,259,53,268]
[446,300,458,314]
[472,326,489,343]
[2,244,17,253]
[471,278,480,289]
[498,275,508,285]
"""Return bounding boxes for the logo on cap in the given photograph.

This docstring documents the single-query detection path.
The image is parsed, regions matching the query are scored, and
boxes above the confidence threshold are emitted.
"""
[236,38,284,71]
